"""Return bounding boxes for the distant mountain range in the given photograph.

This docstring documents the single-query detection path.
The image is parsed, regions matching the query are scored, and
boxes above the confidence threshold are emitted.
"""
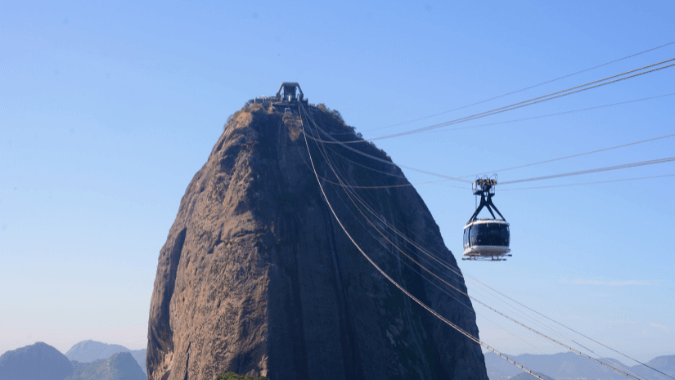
[69,352,145,380]
[2,341,673,380]
[0,341,146,380]
[0,342,73,380]
[485,351,675,380]
[65,341,130,363]
[509,372,554,380]
[65,340,146,373]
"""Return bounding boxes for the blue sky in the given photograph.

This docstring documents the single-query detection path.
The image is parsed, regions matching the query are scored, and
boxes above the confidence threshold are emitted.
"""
[1,0,673,363]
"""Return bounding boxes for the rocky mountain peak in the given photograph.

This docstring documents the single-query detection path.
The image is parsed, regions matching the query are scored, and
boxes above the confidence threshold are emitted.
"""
[147,101,488,380]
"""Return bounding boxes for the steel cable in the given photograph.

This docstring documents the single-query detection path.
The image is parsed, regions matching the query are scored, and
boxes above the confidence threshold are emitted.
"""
[310,59,675,144]
[307,129,675,190]
[463,274,675,380]
[463,133,675,178]
[500,174,675,191]
[303,106,471,183]
[500,156,675,185]
[366,41,675,132]
[426,93,675,135]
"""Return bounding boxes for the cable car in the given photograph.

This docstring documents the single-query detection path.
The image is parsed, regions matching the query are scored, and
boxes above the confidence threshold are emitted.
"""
[462,177,511,261]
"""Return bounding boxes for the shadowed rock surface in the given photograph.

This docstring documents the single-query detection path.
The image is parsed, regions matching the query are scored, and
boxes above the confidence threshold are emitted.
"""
[147,103,489,380]
[0,342,73,380]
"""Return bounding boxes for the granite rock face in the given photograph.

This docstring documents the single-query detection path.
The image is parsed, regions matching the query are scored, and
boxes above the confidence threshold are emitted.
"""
[147,104,489,380]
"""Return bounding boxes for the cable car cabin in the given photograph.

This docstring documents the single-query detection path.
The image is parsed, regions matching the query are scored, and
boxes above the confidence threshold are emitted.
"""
[463,219,510,260]
[463,177,512,261]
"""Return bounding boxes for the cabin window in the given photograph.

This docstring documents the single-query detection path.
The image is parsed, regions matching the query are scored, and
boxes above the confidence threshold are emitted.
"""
[469,223,509,246]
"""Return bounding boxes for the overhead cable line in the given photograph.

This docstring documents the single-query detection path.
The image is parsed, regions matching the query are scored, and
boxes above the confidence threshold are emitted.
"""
[464,133,675,178]
[311,176,458,189]
[303,107,471,183]
[306,94,675,188]
[299,107,551,380]
[310,57,675,144]
[290,120,468,281]
[303,109,471,277]
[306,130,675,190]
[366,41,675,132]
[500,156,675,185]
[463,273,675,380]
[295,120,472,286]
[428,92,675,135]
[301,105,646,380]
[500,174,675,191]
[324,155,469,276]
[290,132,469,192]
[291,119,462,276]
[323,143,407,179]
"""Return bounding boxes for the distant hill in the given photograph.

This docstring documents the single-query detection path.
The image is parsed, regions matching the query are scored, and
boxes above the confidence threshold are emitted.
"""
[509,372,553,380]
[485,352,675,380]
[65,340,146,373]
[129,349,147,373]
[67,352,145,380]
[630,355,675,380]
[65,340,130,363]
[0,342,73,380]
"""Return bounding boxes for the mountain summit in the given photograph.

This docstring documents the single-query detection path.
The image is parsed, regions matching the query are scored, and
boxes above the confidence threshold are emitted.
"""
[65,340,129,363]
[65,340,147,373]
[147,96,488,380]
[69,352,145,380]
[0,342,73,380]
